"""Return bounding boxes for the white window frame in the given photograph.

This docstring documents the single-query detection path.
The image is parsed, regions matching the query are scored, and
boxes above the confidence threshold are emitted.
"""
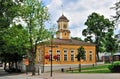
[56,50,60,61]
[70,49,74,61]
[84,51,86,61]
[64,49,68,61]
[89,51,92,61]
[60,32,62,39]
[48,49,52,55]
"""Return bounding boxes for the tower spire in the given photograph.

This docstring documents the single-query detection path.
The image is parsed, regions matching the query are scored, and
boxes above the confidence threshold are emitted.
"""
[61,5,63,15]
[56,14,70,39]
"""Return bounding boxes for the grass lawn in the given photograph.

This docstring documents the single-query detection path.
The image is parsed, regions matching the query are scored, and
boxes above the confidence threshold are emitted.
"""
[66,64,111,73]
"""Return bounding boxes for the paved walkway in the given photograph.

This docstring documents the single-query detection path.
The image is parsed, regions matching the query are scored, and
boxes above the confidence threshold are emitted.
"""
[0,71,120,79]
[39,72,120,79]
[1,65,120,79]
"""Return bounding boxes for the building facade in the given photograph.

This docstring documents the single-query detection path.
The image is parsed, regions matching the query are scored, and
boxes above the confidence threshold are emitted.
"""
[36,14,96,72]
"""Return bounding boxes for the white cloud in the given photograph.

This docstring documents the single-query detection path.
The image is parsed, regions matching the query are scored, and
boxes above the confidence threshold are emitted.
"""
[45,0,116,39]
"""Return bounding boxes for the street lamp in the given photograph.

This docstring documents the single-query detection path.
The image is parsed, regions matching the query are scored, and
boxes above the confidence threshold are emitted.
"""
[49,27,55,77]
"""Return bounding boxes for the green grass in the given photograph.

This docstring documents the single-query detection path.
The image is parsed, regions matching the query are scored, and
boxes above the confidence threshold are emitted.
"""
[66,64,111,73]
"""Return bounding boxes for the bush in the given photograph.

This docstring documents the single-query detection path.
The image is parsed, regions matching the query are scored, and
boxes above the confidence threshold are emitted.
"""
[5,68,21,73]
[108,61,120,73]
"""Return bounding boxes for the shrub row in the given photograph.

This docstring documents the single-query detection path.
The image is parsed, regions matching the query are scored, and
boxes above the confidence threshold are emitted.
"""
[108,61,120,73]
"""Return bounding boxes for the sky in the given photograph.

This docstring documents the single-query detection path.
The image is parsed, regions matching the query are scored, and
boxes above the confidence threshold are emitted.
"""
[42,0,119,39]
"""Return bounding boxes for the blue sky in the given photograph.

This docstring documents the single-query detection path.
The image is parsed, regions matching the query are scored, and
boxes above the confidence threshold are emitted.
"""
[42,0,119,39]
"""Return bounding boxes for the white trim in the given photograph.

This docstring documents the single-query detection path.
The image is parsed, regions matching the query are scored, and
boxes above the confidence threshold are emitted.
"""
[48,49,52,55]
[70,49,74,61]
[64,49,68,61]
[89,50,93,61]
[60,32,62,39]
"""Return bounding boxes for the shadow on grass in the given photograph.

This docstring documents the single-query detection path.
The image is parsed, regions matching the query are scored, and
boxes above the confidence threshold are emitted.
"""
[0,69,24,77]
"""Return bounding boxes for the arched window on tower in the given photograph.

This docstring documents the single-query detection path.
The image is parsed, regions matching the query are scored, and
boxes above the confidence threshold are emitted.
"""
[63,24,67,29]
[58,24,60,29]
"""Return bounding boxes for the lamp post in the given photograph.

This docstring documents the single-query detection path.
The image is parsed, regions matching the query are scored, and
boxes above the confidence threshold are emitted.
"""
[49,27,55,77]
[50,34,53,77]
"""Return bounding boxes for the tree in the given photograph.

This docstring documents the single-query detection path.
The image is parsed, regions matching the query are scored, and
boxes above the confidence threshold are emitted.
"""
[0,0,23,54]
[112,0,120,51]
[82,12,114,61]
[101,28,118,64]
[1,24,29,69]
[0,0,24,68]
[71,37,83,41]
[20,0,50,75]
[0,0,22,28]
[112,1,120,24]
[76,46,85,72]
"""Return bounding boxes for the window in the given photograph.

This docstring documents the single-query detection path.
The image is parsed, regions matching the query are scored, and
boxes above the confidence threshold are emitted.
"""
[64,49,68,61]
[89,51,92,61]
[49,50,52,55]
[71,49,74,61]
[63,24,67,29]
[84,51,86,61]
[49,50,52,61]
[58,24,60,29]
[60,32,62,39]
[57,50,60,61]
[64,54,67,61]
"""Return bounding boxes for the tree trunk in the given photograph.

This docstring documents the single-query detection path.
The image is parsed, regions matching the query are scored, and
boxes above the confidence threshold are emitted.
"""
[30,50,36,75]
[31,42,37,75]
[4,62,7,70]
[32,63,35,75]
[111,52,114,65]
[96,51,100,61]
[8,61,10,69]
[79,61,81,72]
[15,61,18,70]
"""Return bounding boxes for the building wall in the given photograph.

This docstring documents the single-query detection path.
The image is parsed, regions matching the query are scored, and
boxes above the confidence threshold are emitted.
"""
[61,31,70,39]
[36,44,96,65]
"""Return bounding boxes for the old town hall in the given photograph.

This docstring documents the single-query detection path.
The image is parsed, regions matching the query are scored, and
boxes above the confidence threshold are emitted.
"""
[36,14,96,72]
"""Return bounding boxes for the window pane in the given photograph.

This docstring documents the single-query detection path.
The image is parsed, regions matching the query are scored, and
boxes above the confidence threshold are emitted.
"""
[49,50,52,54]
[57,55,60,61]
[71,49,74,61]
[64,49,67,61]
[71,54,74,61]
[84,51,86,61]
[56,50,60,61]
[89,51,92,61]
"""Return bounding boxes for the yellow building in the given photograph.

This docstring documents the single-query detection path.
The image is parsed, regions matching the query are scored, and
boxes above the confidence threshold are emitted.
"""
[36,14,96,72]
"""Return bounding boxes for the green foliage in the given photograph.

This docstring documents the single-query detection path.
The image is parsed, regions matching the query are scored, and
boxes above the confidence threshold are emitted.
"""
[0,0,22,53]
[76,46,85,61]
[83,12,116,60]
[0,24,28,63]
[0,0,22,28]
[0,1,50,74]
[0,0,24,63]
[108,61,120,73]
[3,24,29,53]
[71,37,83,41]
[112,0,120,23]
[76,46,85,72]
[19,0,50,75]
[67,64,111,73]
[21,0,50,43]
